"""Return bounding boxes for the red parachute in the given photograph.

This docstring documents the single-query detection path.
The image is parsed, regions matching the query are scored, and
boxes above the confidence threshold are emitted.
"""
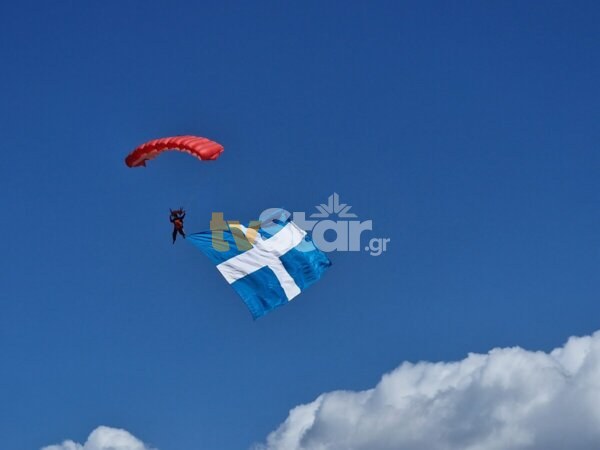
[125,135,224,168]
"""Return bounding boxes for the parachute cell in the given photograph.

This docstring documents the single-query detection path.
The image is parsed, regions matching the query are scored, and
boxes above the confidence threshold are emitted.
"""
[125,135,223,167]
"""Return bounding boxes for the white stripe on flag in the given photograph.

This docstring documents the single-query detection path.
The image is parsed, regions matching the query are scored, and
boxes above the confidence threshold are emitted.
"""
[217,222,306,300]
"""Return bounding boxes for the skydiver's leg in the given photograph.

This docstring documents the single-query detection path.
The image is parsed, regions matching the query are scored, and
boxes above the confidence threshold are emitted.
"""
[180,228,186,239]
[172,229,177,244]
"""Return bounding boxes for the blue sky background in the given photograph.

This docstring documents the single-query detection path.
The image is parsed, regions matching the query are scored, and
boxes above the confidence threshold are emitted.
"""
[1,1,599,449]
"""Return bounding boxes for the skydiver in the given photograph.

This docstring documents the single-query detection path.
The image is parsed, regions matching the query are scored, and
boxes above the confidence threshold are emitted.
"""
[170,208,186,244]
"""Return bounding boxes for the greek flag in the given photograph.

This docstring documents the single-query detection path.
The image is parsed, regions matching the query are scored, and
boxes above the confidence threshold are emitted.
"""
[187,214,331,319]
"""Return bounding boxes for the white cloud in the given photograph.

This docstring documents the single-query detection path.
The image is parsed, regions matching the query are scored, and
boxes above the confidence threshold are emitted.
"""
[42,426,154,450]
[256,330,600,450]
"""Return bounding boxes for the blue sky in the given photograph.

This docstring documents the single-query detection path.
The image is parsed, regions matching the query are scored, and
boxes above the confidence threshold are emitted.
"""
[1,1,599,449]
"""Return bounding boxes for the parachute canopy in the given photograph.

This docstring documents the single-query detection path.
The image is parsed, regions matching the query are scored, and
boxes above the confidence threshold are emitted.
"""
[125,135,224,168]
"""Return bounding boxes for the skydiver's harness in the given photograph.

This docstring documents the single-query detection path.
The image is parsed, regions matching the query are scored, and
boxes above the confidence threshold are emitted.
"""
[170,212,185,230]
